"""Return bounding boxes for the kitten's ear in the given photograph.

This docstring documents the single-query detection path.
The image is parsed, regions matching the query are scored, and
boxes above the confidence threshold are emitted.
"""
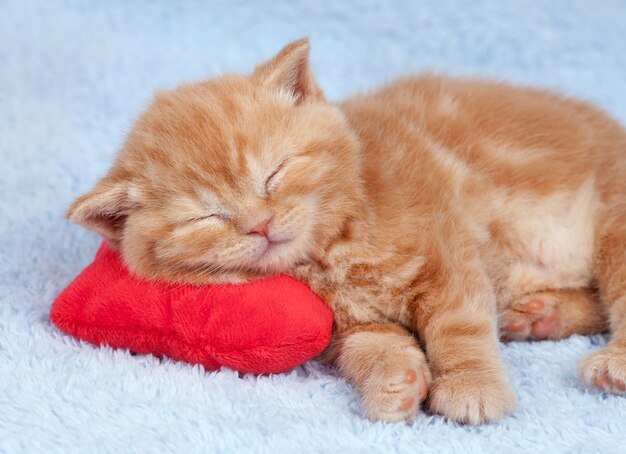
[252,38,325,104]
[66,177,136,246]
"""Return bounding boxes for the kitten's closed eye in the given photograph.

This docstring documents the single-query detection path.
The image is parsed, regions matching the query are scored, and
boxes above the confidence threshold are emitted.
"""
[264,161,287,195]
[181,214,225,225]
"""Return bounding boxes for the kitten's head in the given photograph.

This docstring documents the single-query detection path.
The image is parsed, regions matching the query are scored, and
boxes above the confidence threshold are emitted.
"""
[67,39,363,283]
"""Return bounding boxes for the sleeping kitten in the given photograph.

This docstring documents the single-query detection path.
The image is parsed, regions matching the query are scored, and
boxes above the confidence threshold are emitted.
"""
[67,39,626,424]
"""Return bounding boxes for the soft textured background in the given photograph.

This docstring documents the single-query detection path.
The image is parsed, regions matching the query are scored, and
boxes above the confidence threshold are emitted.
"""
[2,0,626,452]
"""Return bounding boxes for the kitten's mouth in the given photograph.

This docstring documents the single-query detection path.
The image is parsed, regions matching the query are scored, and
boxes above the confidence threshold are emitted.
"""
[263,238,291,254]
[253,237,294,271]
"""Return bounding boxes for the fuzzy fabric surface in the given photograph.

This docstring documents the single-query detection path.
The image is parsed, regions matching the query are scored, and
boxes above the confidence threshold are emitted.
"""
[2,1,626,452]
[50,242,331,375]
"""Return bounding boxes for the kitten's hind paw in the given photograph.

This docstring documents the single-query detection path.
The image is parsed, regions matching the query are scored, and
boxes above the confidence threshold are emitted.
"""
[579,346,626,393]
[500,289,603,342]
[501,296,557,341]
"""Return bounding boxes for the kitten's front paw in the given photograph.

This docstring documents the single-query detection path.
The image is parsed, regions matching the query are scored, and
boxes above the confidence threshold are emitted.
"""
[429,371,515,424]
[578,346,626,393]
[360,344,432,422]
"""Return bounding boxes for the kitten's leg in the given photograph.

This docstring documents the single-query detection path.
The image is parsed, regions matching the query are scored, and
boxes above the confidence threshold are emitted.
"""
[325,323,431,422]
[500,288,607,341]
[579,212,626,393]
[415,235,515,424]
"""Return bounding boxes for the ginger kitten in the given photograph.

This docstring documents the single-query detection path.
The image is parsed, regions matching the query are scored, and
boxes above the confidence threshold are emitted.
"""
[67,39,626,423]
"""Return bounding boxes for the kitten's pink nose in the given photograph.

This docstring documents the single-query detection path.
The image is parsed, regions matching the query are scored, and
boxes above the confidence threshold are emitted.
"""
[247,216,271,237]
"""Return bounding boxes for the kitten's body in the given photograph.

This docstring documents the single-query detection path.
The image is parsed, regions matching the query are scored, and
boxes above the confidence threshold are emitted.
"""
[311,74,619,327]
[67,40,626,423]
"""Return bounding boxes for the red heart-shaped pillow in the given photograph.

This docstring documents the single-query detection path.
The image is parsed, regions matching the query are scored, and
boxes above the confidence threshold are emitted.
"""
[50,242,332,374]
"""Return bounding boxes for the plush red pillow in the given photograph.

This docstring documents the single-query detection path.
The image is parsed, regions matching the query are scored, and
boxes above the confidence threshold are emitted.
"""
[50,242,332,374]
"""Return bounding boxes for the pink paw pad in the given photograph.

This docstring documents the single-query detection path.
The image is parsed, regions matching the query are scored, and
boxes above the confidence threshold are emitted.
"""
[530,311,556,339]
[399,397,415,411]
[396,369,428,412]
[504,299,558,341]
[405,369,417,384]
